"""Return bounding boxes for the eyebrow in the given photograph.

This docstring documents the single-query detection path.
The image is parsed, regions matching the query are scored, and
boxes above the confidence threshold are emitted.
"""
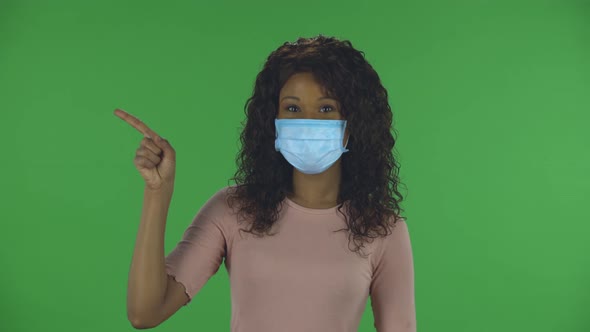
[281,96,338,102]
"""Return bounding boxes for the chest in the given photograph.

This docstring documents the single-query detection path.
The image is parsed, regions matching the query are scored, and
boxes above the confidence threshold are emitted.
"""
[227,225,374,302]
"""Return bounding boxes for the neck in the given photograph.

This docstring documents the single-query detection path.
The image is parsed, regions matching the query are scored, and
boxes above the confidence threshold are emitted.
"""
[288,159,342,208]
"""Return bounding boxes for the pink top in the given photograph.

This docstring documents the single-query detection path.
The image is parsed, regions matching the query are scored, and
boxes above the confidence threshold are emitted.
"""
[165,185,416,332]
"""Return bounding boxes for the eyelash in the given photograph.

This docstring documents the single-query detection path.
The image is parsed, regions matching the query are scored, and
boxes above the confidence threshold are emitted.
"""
[286,105,335,113]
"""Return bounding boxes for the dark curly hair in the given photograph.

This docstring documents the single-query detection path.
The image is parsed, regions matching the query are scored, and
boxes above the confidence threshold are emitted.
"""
[226,34,407,258]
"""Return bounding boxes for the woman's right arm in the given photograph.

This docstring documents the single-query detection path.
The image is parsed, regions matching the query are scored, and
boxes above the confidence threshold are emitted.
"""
[113,109,187,328]
[127,184,182,329]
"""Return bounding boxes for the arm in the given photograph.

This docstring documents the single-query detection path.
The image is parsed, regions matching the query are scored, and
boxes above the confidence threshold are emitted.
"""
[370,219,416,332]
[126,185,230,328]
[126,184,175,328]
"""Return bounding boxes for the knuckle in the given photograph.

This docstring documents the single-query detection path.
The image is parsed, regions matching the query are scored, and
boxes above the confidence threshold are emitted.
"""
[148,144,162,155]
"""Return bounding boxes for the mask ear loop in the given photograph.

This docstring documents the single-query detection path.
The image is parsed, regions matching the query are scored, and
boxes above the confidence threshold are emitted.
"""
[342,133,350,152]
[342,121,350,152]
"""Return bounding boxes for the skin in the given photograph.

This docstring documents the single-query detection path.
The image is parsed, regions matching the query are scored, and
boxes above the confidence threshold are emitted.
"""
[276,72,350,209]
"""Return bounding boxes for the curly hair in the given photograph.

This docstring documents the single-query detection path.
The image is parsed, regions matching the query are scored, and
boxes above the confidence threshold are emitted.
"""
[226,34,407,258]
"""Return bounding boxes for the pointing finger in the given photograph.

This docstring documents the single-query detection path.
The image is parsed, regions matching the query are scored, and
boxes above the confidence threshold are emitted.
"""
[114,108,160,139]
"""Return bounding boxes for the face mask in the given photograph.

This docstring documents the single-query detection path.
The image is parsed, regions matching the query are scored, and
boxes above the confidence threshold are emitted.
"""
[274,118,350,174]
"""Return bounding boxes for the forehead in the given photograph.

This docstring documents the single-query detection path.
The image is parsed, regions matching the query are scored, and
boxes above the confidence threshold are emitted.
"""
[279,72,328,95]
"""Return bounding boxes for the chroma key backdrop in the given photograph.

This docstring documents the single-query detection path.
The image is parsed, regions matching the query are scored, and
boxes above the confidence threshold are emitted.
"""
[1,1,589,332]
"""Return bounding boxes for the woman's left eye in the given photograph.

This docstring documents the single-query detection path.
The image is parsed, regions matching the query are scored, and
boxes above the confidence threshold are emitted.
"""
[320,105,334,112]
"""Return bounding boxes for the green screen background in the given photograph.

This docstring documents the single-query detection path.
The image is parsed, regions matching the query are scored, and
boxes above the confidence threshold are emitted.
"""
[1,1,589,331]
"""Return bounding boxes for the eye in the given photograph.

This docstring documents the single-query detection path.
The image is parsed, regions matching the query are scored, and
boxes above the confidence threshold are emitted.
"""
[284,104,336,112]
[320,105,335,113]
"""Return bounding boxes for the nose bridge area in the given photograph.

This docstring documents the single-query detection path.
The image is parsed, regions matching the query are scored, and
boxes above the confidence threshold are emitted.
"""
[302,113,324,120]
[294,101,315,119]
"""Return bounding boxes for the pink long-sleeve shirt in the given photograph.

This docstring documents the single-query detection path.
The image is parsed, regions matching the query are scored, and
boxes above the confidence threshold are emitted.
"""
[165,185,416,332]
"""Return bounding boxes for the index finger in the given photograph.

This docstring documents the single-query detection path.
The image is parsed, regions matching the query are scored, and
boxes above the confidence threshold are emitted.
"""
[114,108,159,138]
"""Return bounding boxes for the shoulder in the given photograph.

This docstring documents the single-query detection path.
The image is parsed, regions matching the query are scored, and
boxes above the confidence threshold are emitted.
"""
[370,216,410,268]
[197,185,236,217]
[187,185,240,237]
[381,216,411,250]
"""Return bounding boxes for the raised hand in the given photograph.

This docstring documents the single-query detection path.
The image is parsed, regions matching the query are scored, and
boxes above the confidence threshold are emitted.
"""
[114,108,176,190]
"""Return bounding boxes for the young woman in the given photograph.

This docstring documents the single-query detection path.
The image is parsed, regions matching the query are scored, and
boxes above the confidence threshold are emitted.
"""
[119,35,415,332]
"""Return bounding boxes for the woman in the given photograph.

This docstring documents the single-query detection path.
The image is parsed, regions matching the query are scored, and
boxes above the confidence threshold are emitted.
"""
[120,35,415,332]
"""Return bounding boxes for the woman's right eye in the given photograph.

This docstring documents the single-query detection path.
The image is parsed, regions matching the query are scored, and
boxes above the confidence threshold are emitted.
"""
[286,105,299,112]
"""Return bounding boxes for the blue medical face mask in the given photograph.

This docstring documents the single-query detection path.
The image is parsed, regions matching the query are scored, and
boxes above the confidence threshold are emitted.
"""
[274,118,350,174]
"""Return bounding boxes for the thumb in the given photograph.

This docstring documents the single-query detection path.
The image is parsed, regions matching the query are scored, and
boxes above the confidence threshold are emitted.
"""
[154,135,169,150]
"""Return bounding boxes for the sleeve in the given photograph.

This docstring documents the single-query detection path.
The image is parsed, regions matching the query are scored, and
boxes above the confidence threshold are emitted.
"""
[369,218,416,332]
[164,188,230,306]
